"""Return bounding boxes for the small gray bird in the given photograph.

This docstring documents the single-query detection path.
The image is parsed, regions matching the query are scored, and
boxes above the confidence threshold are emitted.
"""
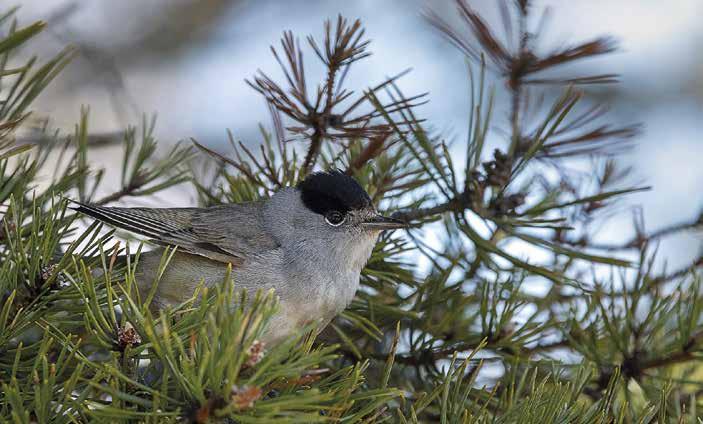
[73,170,405,343]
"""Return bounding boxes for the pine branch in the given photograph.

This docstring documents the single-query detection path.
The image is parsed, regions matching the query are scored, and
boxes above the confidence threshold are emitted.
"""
[3,2,702,422]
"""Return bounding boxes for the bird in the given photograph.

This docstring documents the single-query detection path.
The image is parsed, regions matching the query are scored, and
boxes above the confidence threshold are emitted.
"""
[72,170,406,344]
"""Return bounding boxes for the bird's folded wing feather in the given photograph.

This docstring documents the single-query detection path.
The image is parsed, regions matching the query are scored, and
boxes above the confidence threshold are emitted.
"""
[72,202,279,265]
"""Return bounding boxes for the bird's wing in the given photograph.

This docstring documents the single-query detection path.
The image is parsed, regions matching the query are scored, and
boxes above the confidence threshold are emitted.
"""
[72,202,279,265]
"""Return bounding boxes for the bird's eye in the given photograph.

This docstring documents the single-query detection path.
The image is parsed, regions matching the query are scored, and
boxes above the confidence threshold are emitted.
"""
[324,211,346,226]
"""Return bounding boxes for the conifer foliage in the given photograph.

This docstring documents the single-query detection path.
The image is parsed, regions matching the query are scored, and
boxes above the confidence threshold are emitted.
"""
[1,1,702,422]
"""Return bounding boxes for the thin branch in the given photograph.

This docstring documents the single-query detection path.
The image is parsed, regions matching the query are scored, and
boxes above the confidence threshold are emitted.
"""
[391,193,469,222]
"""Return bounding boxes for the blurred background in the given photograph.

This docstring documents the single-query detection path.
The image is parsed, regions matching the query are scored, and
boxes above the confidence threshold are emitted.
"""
[14,0,703,269]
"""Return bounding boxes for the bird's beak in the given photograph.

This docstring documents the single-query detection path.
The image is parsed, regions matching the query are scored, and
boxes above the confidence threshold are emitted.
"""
[362,213,407,231]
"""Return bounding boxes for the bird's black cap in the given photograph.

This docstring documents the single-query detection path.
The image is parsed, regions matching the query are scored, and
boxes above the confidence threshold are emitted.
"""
[297,170,372,215]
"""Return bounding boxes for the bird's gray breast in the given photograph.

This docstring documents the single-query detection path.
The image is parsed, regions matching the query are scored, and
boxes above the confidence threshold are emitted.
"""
[276,246,362,325]
[229,245,361,344]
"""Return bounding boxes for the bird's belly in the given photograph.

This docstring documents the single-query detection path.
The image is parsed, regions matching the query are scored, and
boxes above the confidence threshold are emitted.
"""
[136,249,361,343]
[265,273,359,343]
[296,271,357,313]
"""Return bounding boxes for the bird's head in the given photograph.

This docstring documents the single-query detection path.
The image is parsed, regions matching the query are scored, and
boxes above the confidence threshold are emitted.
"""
[267,170,405,268]
[296,170,405,233]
